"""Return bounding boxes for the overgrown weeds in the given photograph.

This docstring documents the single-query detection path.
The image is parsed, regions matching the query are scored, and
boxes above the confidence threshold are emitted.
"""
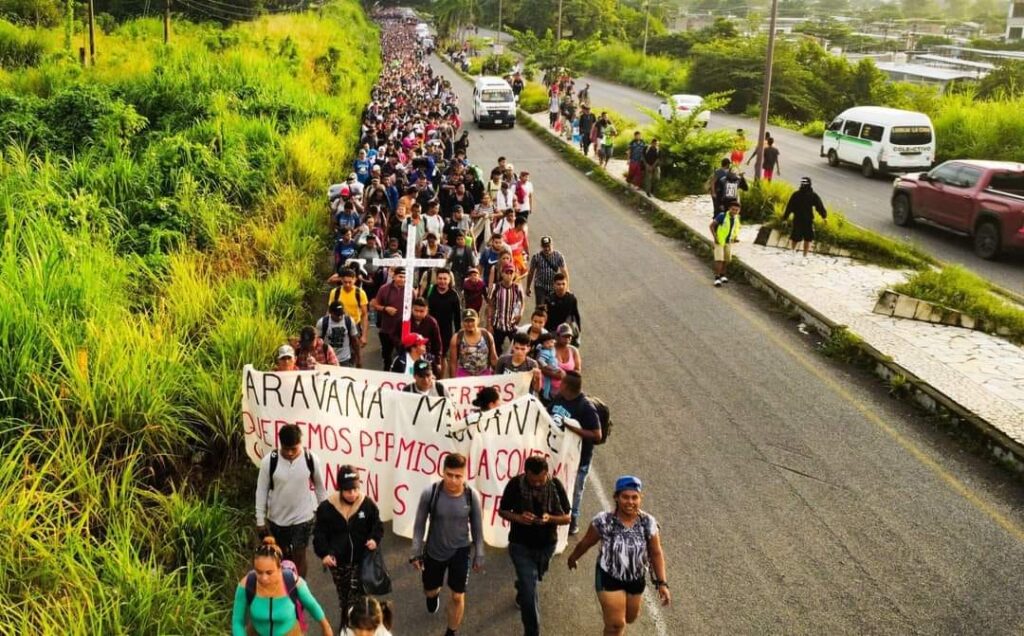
[0,4,378,631]
[892,266,1024,344]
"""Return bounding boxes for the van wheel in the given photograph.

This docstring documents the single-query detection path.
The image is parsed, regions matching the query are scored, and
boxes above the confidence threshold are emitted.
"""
[892,194,914,227]
[973,220,1001,260]
[861,159,875,178]
[827,150,839,167]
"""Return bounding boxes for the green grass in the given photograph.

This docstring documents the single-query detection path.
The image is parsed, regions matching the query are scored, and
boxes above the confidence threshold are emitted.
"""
[892,266,1024,344]
[582,43,690,94]
[0,3,379,631]
[519,81,549,113]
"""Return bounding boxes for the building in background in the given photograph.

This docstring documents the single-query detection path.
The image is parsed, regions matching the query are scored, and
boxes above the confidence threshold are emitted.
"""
[1008,1,1024,40]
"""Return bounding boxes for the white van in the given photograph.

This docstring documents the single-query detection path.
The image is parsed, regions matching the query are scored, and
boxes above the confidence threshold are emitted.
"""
[472,77,516,129]
[821,106,935,178]
[415,23,429,39]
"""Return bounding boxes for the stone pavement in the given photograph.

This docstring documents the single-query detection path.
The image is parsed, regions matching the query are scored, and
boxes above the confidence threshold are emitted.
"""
[528,111,1024,450]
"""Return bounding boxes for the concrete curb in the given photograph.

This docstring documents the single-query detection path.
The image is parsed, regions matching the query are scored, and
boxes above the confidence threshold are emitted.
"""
[438,54,1024,472]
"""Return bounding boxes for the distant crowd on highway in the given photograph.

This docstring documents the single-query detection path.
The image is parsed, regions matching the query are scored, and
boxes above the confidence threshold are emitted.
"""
[233,11,670,636]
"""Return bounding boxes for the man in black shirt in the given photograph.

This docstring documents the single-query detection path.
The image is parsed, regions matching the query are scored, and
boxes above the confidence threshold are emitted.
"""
[426,269,463,375]
[543,273,582,342]
[578,105,597,157]
[549,371,601,534]
[499,456,571,636]
[643,138,661,197]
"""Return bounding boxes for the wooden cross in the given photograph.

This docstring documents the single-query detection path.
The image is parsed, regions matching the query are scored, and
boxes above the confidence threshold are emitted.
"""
[374,228,446,339]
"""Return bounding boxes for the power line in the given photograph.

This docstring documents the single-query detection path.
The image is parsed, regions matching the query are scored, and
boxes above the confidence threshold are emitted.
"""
[178,0,258,19]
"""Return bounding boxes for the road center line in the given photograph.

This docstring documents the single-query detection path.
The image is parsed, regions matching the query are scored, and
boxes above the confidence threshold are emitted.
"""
[589,465,671,636]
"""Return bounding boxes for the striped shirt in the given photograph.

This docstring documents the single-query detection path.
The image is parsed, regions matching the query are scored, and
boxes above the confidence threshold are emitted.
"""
[489,283,523,331]
[528,250,565,291]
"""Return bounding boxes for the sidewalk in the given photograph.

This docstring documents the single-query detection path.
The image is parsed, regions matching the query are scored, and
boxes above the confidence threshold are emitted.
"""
[528,111,1024,458]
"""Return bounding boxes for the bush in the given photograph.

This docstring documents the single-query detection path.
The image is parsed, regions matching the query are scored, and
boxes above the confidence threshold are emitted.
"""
[582,43,689,94]
[892,266,1024,343]
[930,93,1024,162]
[480,52,515,75]
[0,19,45,67]
[518,81,549,113]
[799,120,825,138]
[741,179,794,224]
[644,93,735,196]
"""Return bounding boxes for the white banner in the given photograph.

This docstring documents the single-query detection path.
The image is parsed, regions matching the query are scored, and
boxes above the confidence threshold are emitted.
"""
[314,363,534,429]
[242,366,581,550]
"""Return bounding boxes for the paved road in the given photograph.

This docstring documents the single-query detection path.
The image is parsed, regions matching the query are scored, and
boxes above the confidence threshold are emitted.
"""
[469,27,1023,294]
[573,73,1024,295]
[300,56,1024,635]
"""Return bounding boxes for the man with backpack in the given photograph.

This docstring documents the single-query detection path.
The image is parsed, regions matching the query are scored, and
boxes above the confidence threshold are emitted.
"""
[315,302,361,368]
[714,165,749,214]
[410,453,485,636]
[548,370,603,535]
[499,455,571,636]
[255,423,328,578]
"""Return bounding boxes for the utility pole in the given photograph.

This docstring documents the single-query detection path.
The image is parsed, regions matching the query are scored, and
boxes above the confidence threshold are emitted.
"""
[753,0,779,182]
[164,0,171,44]
[557,0,563,41]
[642,0,651,57]
[497,0,503,48]
[87,0,95,65]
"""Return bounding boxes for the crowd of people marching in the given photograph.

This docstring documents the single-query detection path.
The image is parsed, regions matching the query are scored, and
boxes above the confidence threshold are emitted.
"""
[233,12,670,636]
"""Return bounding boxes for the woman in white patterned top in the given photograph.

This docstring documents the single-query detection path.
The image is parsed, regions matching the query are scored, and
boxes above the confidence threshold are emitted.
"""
[567,475,670,635]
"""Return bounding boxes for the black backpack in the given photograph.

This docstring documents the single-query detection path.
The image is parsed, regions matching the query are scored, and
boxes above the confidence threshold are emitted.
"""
[268,450,315,491]
[589,397,612,445]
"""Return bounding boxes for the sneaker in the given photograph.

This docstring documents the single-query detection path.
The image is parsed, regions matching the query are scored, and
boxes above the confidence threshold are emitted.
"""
[568,521,580,535]
[713,278,722,287]
[720,276,729,284]
[444,630,457,636]
[427,595,440,614]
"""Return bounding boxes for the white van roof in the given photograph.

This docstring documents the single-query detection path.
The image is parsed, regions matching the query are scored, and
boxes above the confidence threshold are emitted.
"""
[475,76,512,89]
[833,106,932,127]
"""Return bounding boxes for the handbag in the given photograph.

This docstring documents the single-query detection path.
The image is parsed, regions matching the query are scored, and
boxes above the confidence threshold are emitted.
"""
[360,548,392,595]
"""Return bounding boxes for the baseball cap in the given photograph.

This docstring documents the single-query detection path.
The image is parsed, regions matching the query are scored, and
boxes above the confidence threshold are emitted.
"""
[413,359,432,376]
[328,301,344,314]
[502,265,515,273]
[556,323,574,336]
[348,172,357,181]
[402,332,429,349]
[800,176,812,187]
[540,236,552,246]
[614,475,643,494]
[462,308,478,321]
[276,344,295,360]
[337,467,359,490]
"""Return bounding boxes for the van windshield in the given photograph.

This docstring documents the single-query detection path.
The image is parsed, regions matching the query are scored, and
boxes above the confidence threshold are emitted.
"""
[481,89,513,103]
[890,126,932,145]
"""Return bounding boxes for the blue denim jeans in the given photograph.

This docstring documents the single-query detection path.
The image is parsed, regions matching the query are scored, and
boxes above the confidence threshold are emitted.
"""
[509,542,556,636]
[571,462,591,524]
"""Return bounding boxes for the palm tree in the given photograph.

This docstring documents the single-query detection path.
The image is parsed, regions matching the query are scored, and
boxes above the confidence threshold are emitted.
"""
[434,0,479,40]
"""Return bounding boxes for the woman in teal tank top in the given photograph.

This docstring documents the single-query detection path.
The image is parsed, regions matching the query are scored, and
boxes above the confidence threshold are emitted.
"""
[232,537,333,636]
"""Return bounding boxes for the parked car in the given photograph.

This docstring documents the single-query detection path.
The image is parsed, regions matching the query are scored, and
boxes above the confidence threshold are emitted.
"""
[656,94,710,126]
[891,160,1024,259]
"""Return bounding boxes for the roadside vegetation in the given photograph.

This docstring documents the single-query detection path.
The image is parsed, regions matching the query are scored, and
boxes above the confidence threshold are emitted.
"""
[0,3,378,632]
[892,267,1024,344]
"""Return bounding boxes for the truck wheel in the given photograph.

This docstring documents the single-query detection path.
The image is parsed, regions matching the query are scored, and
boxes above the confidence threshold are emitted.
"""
[892,194,914,227]
[973,220,1002,260]
[861,158,875,178]
[827,150,839,167]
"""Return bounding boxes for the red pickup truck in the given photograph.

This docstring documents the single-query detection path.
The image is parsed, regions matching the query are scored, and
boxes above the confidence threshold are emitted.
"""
[891,159,1024,259]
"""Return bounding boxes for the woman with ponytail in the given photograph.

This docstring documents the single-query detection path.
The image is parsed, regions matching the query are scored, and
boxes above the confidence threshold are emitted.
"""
[232,536,333,636]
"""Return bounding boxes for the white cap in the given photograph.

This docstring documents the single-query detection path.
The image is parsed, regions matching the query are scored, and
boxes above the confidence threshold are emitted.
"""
[276,344,295,360]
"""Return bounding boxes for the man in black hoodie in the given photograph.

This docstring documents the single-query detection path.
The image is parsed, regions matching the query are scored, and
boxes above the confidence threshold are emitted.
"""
[782,177,828,263]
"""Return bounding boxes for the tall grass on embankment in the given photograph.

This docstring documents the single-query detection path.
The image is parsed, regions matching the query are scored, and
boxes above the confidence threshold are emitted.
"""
[0,2,379,632]
[581,43,690,94]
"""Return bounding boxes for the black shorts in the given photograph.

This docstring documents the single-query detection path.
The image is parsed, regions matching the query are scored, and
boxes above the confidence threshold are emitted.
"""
[594,566,646,595]
[268,520,314,558]
[790,223,814,243]
[422,546,472,593]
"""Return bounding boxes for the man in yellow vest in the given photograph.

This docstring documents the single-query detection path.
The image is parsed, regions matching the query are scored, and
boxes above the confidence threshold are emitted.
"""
[709,199,741,287]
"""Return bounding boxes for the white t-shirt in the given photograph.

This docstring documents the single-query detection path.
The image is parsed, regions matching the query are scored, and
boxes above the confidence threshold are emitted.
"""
[517,181,534,212]
[341,627,392,636]
[423,213,445,237]
[495,189,516,212]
